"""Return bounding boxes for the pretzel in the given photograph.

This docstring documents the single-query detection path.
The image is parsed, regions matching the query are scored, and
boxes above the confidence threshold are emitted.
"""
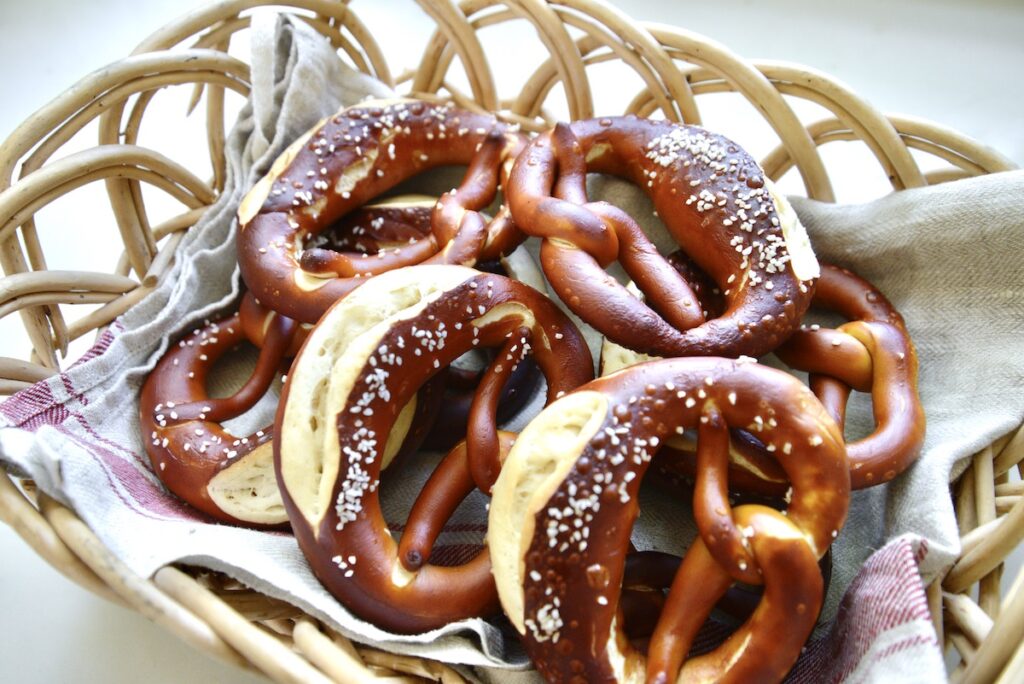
[616,539,833,645]
[774,263,925,488]
[140,305,298,526]
[275,265,593,633]
[489,357,849,683]
[237,99,527,323]
[506,117,819,359]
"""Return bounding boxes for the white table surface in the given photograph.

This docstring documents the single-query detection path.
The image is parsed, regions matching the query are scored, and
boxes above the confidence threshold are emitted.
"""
[0,1,1021,682]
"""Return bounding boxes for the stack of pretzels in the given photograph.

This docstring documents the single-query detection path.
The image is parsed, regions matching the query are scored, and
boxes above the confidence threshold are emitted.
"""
[139,98,925,683]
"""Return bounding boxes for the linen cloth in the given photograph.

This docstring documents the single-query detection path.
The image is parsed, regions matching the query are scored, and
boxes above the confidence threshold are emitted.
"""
[2,13,1021,681]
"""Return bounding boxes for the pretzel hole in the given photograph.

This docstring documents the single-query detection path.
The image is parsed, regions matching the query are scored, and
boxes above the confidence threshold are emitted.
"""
[203,340,282,437]
[622,481,813,650]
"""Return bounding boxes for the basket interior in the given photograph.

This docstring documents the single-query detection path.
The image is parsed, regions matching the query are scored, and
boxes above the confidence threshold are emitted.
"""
[0,1,1021,682]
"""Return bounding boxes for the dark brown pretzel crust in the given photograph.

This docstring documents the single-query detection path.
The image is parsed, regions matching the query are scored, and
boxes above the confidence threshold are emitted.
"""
[275,267,593,633]
[494,357,849,683]
[140,309,296,526]
[238,99,526,323]
[506,116,817,359]
[775,264,925,488]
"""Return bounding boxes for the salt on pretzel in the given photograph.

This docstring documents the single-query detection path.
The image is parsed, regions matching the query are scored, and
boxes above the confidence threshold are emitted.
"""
[237,99,526,323]
[303,194,434,257]
[601,323,790,497]
[274,265,592,633]
[489,357,849,683]
[421,244,548,452]
[774,263,925,488]
[506,117,819,359]
[140,305,298,526]
[139,284,441,527]
[298,196,549,454]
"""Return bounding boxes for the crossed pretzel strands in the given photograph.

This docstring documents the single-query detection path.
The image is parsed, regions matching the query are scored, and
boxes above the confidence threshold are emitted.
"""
[275,266,593,633]
[490,357,850,683]
[506,116,818,360]
[774,264,925,489]
[237,99,527,324]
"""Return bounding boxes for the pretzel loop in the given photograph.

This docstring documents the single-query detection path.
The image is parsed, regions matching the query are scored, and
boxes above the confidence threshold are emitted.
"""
[140,305,296,526]
[646,505,823,683]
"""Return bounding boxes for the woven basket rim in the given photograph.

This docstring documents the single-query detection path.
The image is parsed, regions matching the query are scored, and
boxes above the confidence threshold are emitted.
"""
[0,1,1022,682]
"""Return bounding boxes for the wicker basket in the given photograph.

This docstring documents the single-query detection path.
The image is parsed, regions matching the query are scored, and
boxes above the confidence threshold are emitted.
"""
[0,1,1021,681]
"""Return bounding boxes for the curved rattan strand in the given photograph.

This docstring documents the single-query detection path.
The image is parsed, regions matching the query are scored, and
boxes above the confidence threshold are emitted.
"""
[505,0,595,120]
[0,473,122,604]
[292,619,385,684]
[94,56,250,278]
[133,0,391,86]
[0,52,248,365]
[0,1,1021,682]
[18,66,245,354]
[551,0,698,121]
[413,0,494,94]
[113,207,207,281]
[0,146,214,244]
[355,649,468,684]
[153,566,334,684]
[946,482,1024,595]
[954,565,1024,684]
[760,117,1012,186]
[750,60,925,189]
[35,492,251,670]
[613,24,835,201]
[513,15,685,126]
[993,426,1024,477]
[427,5,682,129]
[413,0,593,120]
[638,58,921,195]
[413,0,499,112]
[0,357,53,384]
[0,51,249,188]
[971,446,1002,618]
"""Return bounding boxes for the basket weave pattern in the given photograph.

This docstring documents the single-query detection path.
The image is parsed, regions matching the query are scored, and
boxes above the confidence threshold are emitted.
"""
[0,1,1021,681]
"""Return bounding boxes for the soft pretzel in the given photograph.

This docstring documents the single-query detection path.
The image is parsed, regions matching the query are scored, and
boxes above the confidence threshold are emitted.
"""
[506,117,819,359]
[237,99,526,323]
[489,357,849,683]
[274,265,593,633]
[140,305,298,526]
[775,263,925,488]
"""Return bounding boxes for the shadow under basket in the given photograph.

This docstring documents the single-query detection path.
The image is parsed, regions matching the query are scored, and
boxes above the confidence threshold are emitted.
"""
[0,1,1022,682]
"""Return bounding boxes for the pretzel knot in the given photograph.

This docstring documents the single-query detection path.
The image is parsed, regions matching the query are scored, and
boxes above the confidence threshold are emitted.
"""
[489,357,849,683]
[775,264,925,488]
[506,116,820,359]
[237,99,527,324]
[275,265,593,633]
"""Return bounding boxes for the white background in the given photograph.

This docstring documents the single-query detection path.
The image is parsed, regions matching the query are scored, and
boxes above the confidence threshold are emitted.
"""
[0,0,1021,681]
